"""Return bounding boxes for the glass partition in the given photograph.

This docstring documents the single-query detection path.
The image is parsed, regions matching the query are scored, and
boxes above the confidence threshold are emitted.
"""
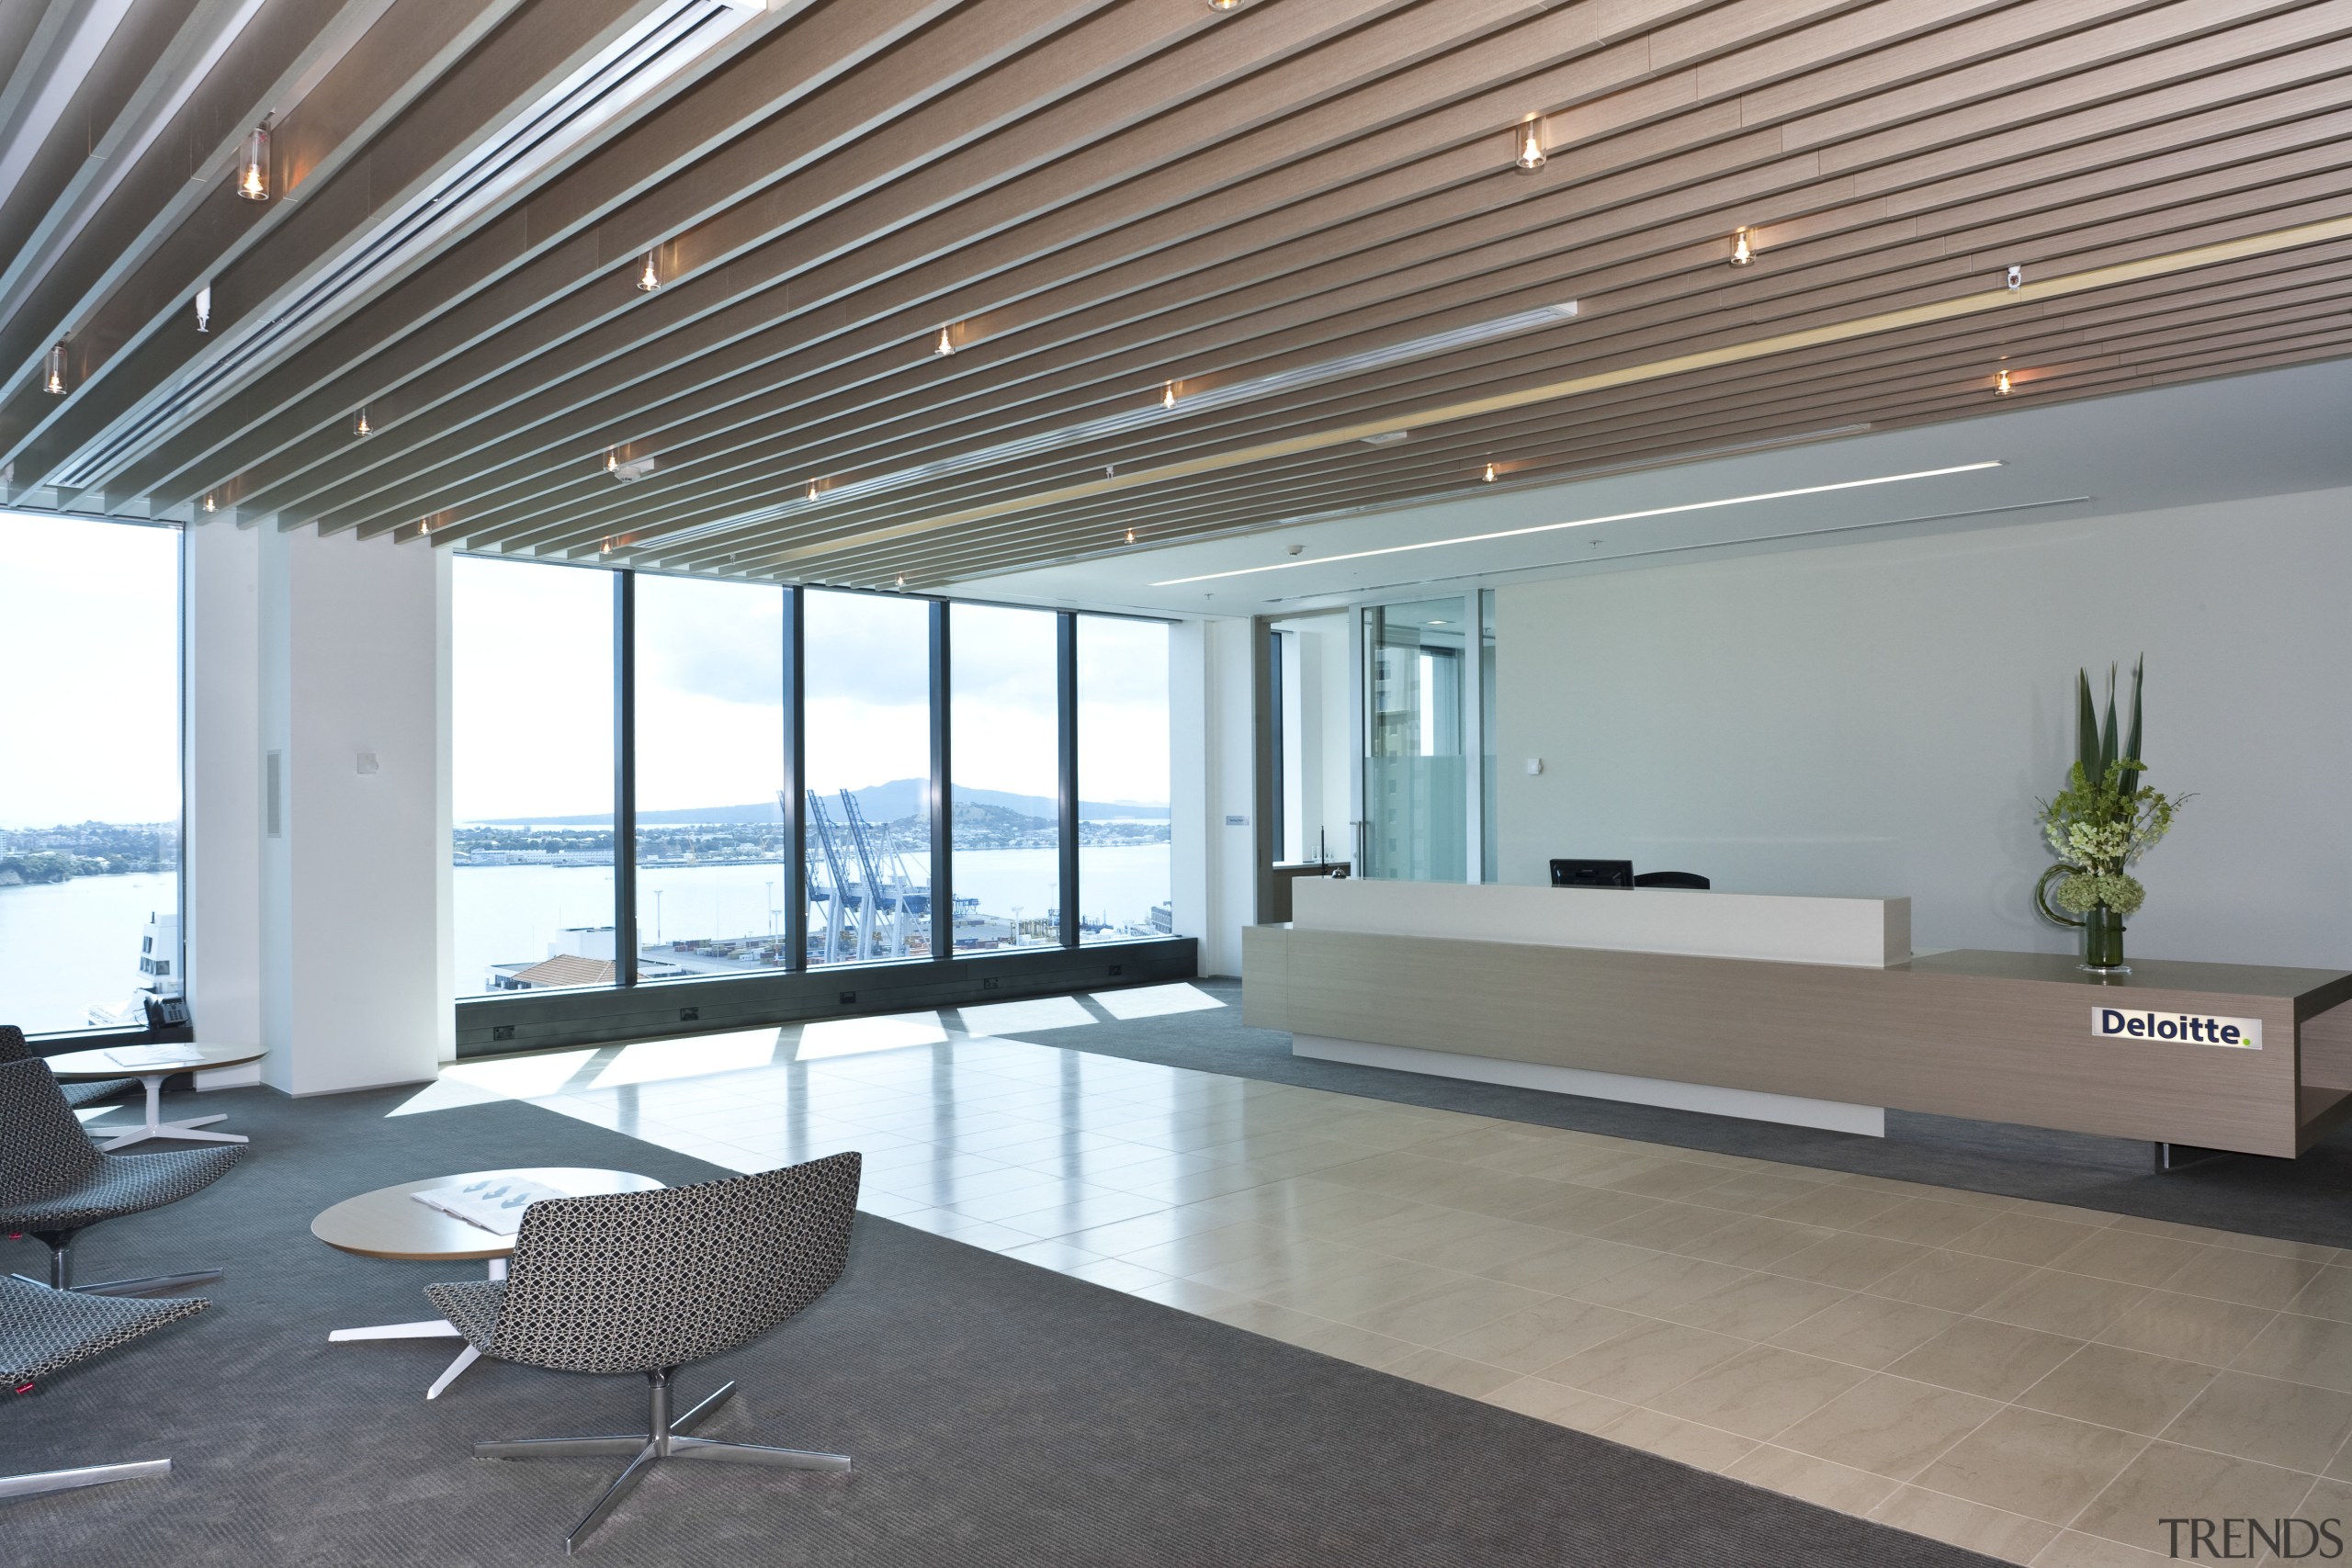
[632,576,786,981]
[452,557,616,995]
[1077,615,1171,942]
[0,514,181,1033]
[1362,597,1467,882]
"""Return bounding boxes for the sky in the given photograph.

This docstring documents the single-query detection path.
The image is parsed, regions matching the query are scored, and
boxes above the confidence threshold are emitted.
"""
[0,512,181,829]
[0,529,1169,830]
[453,555,1170,823]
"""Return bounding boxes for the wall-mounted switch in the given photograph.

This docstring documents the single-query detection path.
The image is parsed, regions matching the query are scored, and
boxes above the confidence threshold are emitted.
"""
[1524,758,1544,775]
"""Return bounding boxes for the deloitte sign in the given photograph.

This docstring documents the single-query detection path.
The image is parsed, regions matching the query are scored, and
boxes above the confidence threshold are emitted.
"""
[2094,1007,2263,1050]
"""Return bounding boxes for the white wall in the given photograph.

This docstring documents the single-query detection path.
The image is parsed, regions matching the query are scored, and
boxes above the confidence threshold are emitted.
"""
[189,523,451,1096]
[1171,616,1260,976]
[1495,486,2352,968]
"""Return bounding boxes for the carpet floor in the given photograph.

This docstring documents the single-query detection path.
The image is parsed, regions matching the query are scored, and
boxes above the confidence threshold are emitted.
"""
[1011,978,2352,1252]
[1,1082,1997,1566]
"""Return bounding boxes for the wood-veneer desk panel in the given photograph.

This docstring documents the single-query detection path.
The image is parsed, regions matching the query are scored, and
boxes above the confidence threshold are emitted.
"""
[1243,926,2352,1158]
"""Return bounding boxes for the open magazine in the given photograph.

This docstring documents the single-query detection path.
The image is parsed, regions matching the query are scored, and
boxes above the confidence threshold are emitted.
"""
[410,1176,571,1235]
[103,1044,207,1069]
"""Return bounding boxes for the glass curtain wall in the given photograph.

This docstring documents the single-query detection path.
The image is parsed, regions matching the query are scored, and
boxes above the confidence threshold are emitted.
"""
[0,513,181,1033]
[452,557,616,995]
[949,603,1061,951]
[1077,615,1171,940]
[801,589,933,965]
[632,575,786,981]
[1362,598,1468,882]
[450,560,1176,997]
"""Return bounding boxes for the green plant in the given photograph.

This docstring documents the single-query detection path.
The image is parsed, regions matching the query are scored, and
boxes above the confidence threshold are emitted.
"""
[2032,658,2188,924]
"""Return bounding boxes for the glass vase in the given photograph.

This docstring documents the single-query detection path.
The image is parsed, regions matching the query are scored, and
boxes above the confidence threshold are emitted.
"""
[2081,905,2128,974]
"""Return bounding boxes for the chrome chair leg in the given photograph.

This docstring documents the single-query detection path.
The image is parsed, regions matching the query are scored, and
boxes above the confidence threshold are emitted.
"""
[473,1369,850,1553]
[0,1458,170,1500]
[563,1443,660,1557]
[668,1438,852,1471]
[74,1269,224,1298]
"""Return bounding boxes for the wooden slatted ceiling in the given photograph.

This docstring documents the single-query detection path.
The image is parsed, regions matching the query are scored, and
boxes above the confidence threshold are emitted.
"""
[1,0,2347,593]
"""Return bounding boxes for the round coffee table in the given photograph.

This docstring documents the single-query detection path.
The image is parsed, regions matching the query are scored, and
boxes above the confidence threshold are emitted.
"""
[43,1042,267,1152]
[311,1168,663,1400]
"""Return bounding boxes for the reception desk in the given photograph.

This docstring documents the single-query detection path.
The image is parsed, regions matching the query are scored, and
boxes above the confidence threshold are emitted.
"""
[1243,880,2352,1158]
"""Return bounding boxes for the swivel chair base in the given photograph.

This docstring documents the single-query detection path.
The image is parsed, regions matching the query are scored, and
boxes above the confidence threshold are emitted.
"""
[14,1233,222,1295]
[475,1369,851,1554]
[0,1458,170,1501]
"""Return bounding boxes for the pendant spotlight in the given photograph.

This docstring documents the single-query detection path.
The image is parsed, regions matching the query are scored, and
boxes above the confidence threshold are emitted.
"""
[806,478,822,502]
[933,324,956,356]
[1994,368,2013,397]
[1512,118,1547,174]
[1482,461,1498,482]
[195,284,212,333]
[1730,229,1755,267]
[203,494,217,513]
[42,343,67,395]
[1124,526,1136,545]
[1161,381,1178,410]
[353,408,373,438]
[1208,0,1245,9]
[636,253,661,292]
[235,120,271,201]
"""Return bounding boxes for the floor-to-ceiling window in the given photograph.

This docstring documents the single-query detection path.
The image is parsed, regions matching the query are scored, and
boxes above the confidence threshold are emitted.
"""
[949,603,1061,951]
[632,575,786,980]
[1077,615,1171,940]
[801,589,933,966]
[451,557,616,995]
[448,560,1179,1007]
[0,513,181,1034]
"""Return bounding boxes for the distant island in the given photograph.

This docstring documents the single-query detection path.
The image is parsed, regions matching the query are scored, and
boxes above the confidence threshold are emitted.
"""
[473,778,1168,828]
[0,820,178,886]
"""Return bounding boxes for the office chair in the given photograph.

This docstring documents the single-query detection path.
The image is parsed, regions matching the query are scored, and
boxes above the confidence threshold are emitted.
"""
[1633,871,1712,890]
[1,1273,205,1500]
[0,1024,139,1113]
[0,1059,242,1294]
[434,1152,863,1555]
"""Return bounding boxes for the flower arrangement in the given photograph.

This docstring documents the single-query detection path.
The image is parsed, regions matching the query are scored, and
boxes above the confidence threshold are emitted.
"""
[2031,658,2189,972]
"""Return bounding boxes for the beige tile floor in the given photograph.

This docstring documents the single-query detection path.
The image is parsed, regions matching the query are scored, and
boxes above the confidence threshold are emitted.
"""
[404,986,2352,1566]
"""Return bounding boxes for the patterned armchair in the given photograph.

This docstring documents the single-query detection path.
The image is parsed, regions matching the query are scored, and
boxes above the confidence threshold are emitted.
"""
[431,1152,862,1555]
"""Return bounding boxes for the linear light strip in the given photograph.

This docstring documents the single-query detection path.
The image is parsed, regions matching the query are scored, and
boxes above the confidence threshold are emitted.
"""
[628,301,1580,555]
[1149,463,2003,584]
[1265,496,2093,602]
[749,211,2352,569]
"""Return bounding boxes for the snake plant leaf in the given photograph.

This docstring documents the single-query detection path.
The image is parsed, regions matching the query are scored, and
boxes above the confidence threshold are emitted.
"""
[2075,670,2099,780]
[2099,663,2120,781]
[2119,655,2145,795]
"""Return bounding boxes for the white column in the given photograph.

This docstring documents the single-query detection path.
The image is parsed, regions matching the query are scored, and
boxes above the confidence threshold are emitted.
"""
[188,522,449,1097]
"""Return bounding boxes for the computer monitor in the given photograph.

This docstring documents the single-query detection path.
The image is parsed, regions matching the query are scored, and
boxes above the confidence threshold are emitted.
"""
[1550,858,1634,888]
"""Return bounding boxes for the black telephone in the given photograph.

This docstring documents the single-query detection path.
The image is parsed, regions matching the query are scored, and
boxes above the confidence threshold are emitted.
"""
[145,996,190,1028]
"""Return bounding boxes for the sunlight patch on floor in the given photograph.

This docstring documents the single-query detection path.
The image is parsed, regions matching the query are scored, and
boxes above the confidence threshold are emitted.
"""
[592,1030,781,1087]
[793,1011,948,1061]
[959,996,1097,1033]
[388,1048,601,1116]
[1091,982,1224,1021]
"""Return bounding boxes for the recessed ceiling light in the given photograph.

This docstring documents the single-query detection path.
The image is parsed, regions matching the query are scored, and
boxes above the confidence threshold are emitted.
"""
[1151,463,2005,585]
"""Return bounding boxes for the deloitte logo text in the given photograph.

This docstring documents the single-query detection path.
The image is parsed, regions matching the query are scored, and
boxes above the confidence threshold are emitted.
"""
[2094,1008,2263,1050]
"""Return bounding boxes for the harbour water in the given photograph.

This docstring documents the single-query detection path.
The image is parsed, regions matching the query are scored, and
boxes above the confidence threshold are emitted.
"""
[0,847,1170,1031]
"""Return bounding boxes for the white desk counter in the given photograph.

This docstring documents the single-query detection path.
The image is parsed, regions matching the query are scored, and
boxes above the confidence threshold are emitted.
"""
[1247,880,2352,1156]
